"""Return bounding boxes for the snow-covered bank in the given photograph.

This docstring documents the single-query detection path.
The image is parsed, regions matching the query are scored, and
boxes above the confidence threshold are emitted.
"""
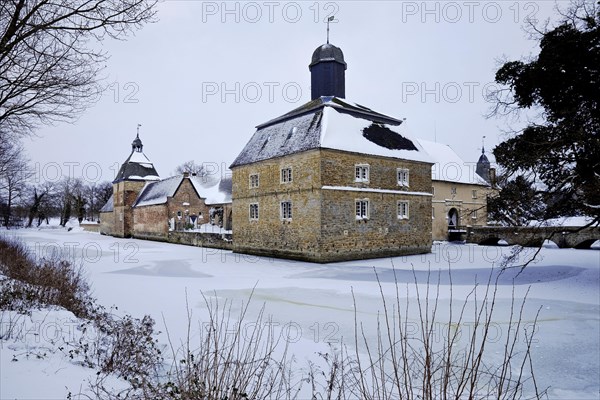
[2,228,599,399]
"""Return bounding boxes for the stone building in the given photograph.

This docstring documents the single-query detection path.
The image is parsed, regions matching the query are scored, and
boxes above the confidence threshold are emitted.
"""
[100,134,232,239]
[99,134,160,237]
[132,173,232,241]
[416,139,493,241]
[230,43,434,262]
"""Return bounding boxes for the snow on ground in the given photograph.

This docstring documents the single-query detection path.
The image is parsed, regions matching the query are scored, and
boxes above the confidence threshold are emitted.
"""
[1,225,599,399]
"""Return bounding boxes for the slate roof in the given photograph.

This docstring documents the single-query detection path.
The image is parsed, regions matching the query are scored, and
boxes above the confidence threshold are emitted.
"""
[416,139,489,186]
[310,43,347,68]
[133,174,232,208]
[99,194,114,213]
[113,150,160,183]
[133,175,183,207]
[230,96,431,168]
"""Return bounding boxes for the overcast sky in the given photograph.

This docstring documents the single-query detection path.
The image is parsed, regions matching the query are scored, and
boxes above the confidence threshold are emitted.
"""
[24,0,562,186]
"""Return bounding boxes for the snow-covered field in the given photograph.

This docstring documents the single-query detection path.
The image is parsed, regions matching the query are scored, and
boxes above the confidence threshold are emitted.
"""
[1,225,599,399]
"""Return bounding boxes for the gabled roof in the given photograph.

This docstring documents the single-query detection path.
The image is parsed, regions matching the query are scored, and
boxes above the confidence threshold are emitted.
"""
[133,175,183,207]
[230,96,431,168]
[99,194,114,213]
[416,139,489,186]
[133,174,232,208]
[191,175,232,205]
[113,150,160,183]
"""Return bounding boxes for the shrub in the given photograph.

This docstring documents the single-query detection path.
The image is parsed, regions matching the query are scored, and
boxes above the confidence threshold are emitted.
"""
[0,236,94,318]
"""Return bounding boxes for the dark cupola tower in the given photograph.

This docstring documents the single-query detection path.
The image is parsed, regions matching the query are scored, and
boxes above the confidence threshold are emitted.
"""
[309,42,347,100]
[132,133,143,153]
[476,146,491,184]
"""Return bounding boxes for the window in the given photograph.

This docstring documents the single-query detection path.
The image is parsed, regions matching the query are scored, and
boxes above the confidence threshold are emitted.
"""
[280,201,292,220]
[397,168,409,187]
[432,207,435,219]
[355,164,370,183]
[472,189,478,199]
[432,186,435,197]
[397,201,409,220]
[281,167,293,183]
[471,209,478,219]
[355,199,369,220]
[249,203,259,220]
[249,174,259,188]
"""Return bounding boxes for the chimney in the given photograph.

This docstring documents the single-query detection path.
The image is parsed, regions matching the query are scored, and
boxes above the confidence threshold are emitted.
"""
[183,172,190,178]
[489,168,496,187]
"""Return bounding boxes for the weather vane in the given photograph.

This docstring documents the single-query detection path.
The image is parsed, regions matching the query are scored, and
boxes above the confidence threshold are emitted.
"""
[137,123,142,136]
[326,15,334,44]
[481,135,486,153]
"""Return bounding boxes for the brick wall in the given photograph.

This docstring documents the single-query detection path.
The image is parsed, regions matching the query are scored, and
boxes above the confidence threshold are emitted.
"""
[166,178,211,229]
[133,204,168,237]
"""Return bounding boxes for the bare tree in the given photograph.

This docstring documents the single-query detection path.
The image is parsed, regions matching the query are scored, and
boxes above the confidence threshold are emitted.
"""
[26,185,47,227]
[0,140,30,227]
[173,160,206,177]
[0,0,158,138]
[85,180,112,221]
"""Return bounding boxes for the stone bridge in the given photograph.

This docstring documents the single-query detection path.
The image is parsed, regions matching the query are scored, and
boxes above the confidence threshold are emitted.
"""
[466,225,600,249]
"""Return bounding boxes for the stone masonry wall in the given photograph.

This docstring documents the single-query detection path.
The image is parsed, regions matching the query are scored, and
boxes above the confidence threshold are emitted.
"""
[318,149,432,261]
[431,180,491,241]
[99,210,116,235]
[112,180,146,237]
[233,150,322,260]
[233,149,433,262]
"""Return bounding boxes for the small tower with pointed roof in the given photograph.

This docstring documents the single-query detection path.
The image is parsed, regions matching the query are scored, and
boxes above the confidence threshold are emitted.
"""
[108,129,160,237]
[476,146,491,184]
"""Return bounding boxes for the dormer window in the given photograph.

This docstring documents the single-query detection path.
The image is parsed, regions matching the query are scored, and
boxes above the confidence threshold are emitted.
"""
[355,164,369,183]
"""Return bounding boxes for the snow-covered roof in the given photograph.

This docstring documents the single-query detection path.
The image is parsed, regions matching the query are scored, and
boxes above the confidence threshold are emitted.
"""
[113,150,160,183]
[416,139,488,186]
[230,96,432,168]
[190,175,232,205]
[134,175,183,207]
[99,194,114,213]
[133,174,232,208]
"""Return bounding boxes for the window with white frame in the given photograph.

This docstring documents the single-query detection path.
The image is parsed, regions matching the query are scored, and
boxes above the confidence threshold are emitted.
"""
[281,167,292,183]
[280,201,292,220]
[397,168,409,187]
[249,203,259,220]
[355,199,369,220]
[432,207,435,219]
[397,201,409,220]
[355,164,370,183]
[471,209,478,219]
[472,189,478,199]
[249,174,259,188]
